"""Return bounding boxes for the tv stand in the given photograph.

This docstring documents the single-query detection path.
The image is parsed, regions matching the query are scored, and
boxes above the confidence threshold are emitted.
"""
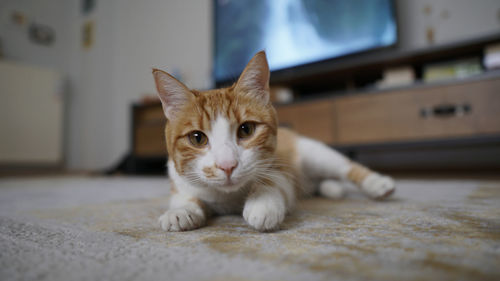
[126,36,500,174]
[276,73,500,171]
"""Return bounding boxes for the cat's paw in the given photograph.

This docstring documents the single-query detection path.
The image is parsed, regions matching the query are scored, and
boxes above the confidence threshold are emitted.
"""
[158,208,205,232]
[243,197,286,232]
[361,174,395,200]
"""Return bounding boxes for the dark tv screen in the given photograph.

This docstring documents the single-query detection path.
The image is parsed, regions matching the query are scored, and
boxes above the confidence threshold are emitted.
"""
[214,0,397,83]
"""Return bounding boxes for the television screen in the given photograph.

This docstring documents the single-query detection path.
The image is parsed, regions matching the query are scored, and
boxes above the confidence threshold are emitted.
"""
[214,0,398,83]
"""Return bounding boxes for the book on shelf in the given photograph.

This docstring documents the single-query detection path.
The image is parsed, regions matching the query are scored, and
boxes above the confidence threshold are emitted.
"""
[423,57,482,83]
[484,43,500,70]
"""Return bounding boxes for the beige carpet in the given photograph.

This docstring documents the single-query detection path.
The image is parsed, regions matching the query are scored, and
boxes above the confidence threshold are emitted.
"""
[0,176,499,281]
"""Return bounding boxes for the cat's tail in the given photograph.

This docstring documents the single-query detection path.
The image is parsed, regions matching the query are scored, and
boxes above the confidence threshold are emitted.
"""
[296,136,395,200]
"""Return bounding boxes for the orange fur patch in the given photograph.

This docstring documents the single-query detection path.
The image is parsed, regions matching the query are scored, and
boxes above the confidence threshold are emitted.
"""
[275,127,301,194]
[202,166,217,178]
[347,162,372,185]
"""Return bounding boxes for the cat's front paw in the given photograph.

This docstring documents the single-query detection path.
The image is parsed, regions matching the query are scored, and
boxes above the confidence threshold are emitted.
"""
[158,208,205,232]
[361,174,395,199]
[243,197,285,232]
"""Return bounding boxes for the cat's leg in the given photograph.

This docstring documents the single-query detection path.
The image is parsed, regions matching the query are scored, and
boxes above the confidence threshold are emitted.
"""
[297,137,395,199]
[158,191,207,232]
[243,171,295,231]
[319,179,345,199]
[346,162,395,199]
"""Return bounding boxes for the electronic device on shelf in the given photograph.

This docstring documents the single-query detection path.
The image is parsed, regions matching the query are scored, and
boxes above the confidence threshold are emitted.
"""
[213,0,398,86]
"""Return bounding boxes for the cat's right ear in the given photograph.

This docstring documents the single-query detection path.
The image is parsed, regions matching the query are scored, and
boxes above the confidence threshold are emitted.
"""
[234,51,270,104]
[152,69,194,120]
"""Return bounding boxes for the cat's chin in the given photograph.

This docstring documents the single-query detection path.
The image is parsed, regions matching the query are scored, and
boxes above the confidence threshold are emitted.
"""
[212,180,247,193]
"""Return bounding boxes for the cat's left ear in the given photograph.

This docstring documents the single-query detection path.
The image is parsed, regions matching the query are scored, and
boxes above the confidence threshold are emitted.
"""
[152,69,194,120]
[234,51,270,104]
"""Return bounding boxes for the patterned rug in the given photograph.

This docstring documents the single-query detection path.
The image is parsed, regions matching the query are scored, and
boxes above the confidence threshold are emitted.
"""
[0,176,499,281]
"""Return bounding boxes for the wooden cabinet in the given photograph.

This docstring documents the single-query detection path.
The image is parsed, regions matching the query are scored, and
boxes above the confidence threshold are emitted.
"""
[276,76,500,146]
[133,104,166,157]
[277,99,336,144]
[129,76,500,172]
[443,79,500,136]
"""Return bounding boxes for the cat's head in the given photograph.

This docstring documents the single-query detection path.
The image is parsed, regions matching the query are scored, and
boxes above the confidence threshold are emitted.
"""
[152,51,277,192]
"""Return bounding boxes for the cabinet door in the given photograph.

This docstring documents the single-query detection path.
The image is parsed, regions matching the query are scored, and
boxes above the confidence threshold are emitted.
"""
[134,105,166,157]
[276,100,336,144]
[334,77,500,145]
[440,79,500,137]
[334,87,443,144]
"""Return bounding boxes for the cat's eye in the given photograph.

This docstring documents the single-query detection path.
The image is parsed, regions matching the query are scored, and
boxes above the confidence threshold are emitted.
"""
[188,131,208,147]
[237,122,256,139]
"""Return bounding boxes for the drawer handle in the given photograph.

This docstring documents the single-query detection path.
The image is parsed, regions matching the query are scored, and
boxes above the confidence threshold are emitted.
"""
[420,103,471,118]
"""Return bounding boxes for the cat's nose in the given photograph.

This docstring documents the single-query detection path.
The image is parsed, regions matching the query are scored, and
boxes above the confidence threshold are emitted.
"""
[216,160,238,178]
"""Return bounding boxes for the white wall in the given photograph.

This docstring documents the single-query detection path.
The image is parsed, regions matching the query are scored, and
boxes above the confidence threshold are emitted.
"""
[1,0,212,170]
[1,0,498,171]
[0,0,74,73]
[65,0,117,170]
[397,0,500,50]
[70,0,212,170]
[107,0,212,170]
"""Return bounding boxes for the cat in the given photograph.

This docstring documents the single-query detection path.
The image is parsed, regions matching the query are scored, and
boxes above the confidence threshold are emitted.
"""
[152,51,395,232]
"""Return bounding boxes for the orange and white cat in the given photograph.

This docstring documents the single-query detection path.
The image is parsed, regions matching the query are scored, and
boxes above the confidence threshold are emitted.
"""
[152,51,395,232]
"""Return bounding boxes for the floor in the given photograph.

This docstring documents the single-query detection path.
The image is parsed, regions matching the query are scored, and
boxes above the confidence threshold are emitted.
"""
[0,176,499,281]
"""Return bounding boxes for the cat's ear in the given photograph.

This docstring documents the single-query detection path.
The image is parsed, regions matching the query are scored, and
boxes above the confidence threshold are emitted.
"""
[152,69,194,120]
[234,51,270,104]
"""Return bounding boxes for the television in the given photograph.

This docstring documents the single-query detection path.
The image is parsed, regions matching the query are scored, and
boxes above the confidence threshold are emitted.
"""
[214,0,398,85]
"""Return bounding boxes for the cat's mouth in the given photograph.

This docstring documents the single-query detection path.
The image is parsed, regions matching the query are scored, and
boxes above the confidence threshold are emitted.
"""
[216,177,245,192]
[222,178,239,188]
